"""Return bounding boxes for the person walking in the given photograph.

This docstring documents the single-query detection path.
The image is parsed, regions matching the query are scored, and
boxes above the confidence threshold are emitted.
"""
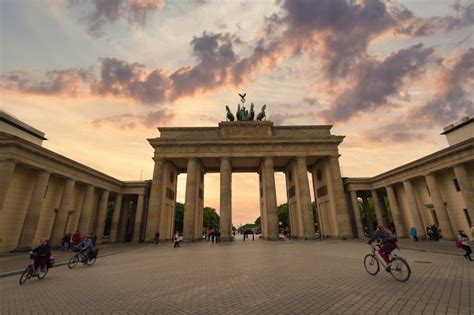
[173,232,180,248]
[458,230,473,261]
[61,233,70,251]
[410,227,419,242]
[216,229,221,244]
[154,231,160,245]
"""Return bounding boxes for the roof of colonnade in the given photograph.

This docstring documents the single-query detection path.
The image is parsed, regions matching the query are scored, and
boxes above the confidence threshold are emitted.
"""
[344,137,474,191]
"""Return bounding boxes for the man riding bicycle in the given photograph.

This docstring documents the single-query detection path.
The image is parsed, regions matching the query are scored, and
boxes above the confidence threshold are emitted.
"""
[78,235,94,262]
[31,239,51,275]
[368,225,398,271]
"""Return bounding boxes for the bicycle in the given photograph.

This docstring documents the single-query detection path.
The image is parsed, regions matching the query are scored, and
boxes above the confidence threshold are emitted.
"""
[19,254,51,285]
[364,243,411,282]
[68,248,97,269]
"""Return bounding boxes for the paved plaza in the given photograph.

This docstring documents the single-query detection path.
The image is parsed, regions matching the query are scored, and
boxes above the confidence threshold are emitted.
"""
[1,239,473,314]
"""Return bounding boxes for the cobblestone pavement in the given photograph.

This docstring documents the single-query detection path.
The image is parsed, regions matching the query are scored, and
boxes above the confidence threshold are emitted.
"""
[1,239,473,314]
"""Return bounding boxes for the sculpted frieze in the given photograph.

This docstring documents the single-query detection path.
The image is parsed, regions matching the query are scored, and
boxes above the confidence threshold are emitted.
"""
[155,142,338,156]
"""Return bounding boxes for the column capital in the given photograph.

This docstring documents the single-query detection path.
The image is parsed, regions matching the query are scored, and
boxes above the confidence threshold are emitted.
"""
[152,157,165,164]
[220,156,231,162]
[35,168,50,175]
[0,158,17,164]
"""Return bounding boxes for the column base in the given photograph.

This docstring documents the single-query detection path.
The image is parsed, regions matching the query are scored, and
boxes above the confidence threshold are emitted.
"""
[13,246,33,252]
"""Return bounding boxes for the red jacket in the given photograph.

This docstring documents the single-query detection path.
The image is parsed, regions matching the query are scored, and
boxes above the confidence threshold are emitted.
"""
[72,233,81,242]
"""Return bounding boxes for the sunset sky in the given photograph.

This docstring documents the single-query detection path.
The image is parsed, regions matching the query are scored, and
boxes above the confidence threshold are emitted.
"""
[1,0,473,224]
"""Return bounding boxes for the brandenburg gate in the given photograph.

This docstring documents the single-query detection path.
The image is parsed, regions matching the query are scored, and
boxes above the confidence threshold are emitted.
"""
[145,121,354,242]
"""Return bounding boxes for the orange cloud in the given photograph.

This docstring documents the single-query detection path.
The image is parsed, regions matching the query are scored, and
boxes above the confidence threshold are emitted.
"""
[91,109,175,130]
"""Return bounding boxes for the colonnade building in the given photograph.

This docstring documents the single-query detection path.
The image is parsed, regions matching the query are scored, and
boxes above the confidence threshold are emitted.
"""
[0,110,472,253]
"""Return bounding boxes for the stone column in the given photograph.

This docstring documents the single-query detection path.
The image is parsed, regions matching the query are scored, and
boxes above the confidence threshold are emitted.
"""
[146,158,165,241]
[259,171,268,238]
[118,197,129,242]
[296,157,315,239]
[263,157,279,240]
[16,170,50,249]
[385,185,405,237]
[78,185,95,234]
[371,190,384,226]
[0,160,16,211]
[109,194,122,242]
[349,191,364,238]
[403,180,425,238]
[133,194,145,242]
[425,173,455,239]
[51,178,75,246]
[328,156,353,237]
[220,158,232,241]
[183,158,198,241]
[453,164,474,226]
[95,190,110,238]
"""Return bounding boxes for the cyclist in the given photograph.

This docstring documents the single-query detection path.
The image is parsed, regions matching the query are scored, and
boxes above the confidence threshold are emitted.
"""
[78,235,94,262]
[368,225,398,271]
[31,239,51,275]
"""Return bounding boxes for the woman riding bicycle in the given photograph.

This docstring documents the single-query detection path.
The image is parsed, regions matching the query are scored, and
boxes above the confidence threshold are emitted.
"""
[368,225,398,271]
[31,239,51,275]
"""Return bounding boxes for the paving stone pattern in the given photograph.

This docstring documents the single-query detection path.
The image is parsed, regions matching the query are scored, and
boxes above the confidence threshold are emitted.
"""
[1,239,473,314]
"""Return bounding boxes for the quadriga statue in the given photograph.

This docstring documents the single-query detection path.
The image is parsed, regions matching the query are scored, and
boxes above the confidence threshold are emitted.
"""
[257,104,266,121]
[225,106,235,121]
[249,103,255,121]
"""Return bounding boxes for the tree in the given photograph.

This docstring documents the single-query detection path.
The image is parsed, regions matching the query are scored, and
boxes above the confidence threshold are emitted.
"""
[174,202,184,233]
[174,203,220,233]
[277,203,289,228]
[203,207,220,228]
[254,203,290,229]
[255,216,261,226]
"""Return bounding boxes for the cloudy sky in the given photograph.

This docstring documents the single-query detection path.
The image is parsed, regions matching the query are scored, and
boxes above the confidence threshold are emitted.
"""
[1,0,473,224]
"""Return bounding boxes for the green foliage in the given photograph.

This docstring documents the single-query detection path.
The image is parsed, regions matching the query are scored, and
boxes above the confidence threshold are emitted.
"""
[203,207,220,228]
[173,203,220,233]
[104,201,115,236]
[174,202,184,233]
[357,198,378,232]
[240,223,258,232]
[277,203,289,227]
[254,203,292,229]
[255,216,261,226]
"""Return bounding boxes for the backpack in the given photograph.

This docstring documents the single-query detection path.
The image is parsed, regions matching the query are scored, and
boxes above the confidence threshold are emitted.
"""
[455,239,462,248]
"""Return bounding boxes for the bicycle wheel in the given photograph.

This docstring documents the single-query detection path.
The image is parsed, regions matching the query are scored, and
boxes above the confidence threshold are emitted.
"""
[38,267,48,279]
[19,266,32,285]
[68,255,79,269]
[390,257,411,282]
[364,254,380,275]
